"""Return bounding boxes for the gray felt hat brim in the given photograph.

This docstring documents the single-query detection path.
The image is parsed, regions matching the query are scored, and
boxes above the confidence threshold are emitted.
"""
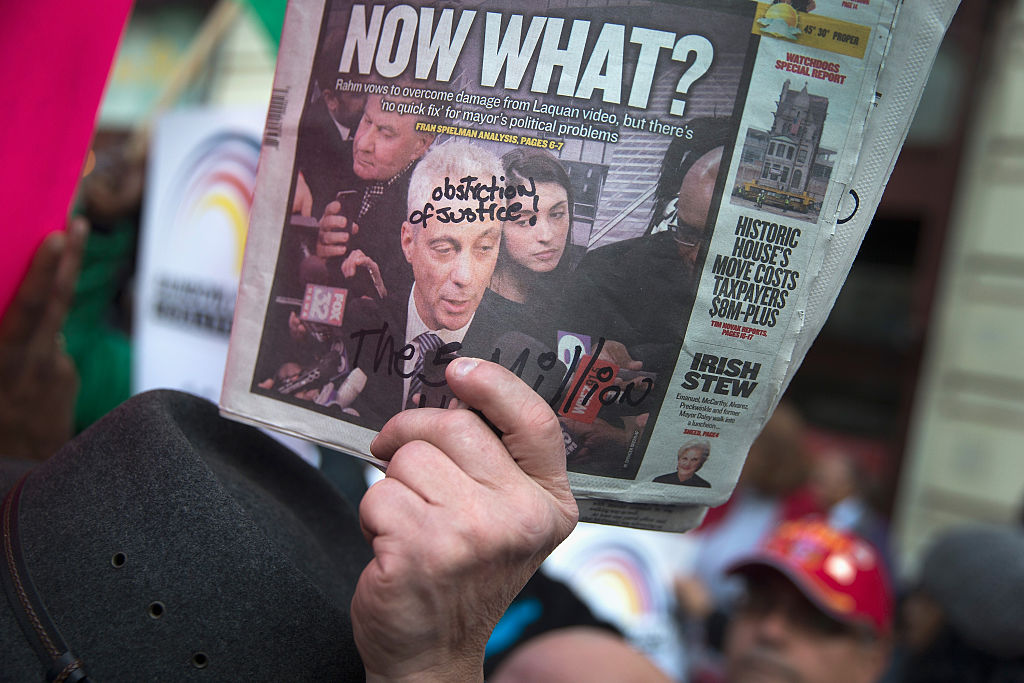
[0,390,371,680]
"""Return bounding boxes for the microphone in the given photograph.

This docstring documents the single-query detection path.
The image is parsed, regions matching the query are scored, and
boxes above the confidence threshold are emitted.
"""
[313,367,367,411]
[276,342,350,396]
[460,330,572,408]
[300,283,348,327]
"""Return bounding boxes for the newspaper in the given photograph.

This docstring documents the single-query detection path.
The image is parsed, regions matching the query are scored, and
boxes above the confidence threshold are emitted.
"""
[222,0,951,531]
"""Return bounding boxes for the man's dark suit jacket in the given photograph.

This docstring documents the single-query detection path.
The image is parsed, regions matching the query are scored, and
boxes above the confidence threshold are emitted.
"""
[295,101,357,218]
[339,289,508,430]
[562,231,698,378]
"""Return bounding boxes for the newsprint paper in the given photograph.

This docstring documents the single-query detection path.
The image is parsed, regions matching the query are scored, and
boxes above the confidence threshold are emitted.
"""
[223,0,955,531]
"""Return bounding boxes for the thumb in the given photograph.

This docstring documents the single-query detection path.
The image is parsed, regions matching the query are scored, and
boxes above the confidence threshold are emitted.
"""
[445,358,573,503]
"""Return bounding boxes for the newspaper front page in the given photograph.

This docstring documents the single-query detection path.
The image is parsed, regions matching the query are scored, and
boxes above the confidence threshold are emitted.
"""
[223,0,927,531]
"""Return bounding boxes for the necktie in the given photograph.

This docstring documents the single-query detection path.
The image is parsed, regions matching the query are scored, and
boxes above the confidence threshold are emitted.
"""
[406,332,444,409]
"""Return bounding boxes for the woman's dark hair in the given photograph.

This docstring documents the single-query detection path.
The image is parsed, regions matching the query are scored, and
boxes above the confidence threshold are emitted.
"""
[502,148,575,219]
[648,116,734,234]
[499,148,575,276]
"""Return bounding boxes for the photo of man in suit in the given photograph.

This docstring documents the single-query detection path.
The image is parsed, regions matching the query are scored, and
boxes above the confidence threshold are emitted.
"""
[291,27,367,219]
[299,92,439,302]
[340,140,509,428]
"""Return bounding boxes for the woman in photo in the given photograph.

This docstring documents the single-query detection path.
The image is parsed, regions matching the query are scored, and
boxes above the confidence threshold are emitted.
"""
[488,148,575,339]
[654,440,712,487]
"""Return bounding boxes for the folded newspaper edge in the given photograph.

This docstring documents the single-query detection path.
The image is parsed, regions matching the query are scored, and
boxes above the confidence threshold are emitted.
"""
[221,0,959,532]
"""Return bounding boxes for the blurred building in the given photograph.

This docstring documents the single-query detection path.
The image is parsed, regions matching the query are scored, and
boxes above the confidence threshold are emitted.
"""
[894,0,1024,574]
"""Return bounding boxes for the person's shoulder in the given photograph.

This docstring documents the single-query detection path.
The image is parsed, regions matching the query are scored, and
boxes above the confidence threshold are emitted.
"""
[461,289,508,350]
[299,105,353,153]
[478,288,508,315]
[577,236,643,267]
[576,232,676,274]
[389,158,419,194]
[684,473,711,488]
[345,293,408,339]
[653,471,680,484]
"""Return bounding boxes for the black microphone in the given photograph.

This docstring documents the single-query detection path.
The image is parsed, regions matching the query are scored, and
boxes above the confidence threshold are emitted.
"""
[276,343,349,396]
[460,330,576,408]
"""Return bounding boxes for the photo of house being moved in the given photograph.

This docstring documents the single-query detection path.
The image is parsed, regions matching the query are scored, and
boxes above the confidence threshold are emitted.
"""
[733,80,835,222]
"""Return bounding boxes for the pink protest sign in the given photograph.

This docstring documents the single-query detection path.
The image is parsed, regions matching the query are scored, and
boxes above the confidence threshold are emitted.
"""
[0,1,133,319]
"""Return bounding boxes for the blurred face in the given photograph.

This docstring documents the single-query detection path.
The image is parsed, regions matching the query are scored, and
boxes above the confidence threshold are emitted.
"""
[899,591,945,653]
[402,196,501,330]
[725,571,888,683]
[675,146,724,266]
[809,454,856,509]
[677,447,706,480]
[503,181,570,272]
[325,90,367,131]
[352,95,432,181]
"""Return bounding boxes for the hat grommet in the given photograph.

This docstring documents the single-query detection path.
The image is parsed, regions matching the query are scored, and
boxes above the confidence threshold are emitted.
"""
[191,651,209,669]
[147,601,165,619]
[111,551,127,568]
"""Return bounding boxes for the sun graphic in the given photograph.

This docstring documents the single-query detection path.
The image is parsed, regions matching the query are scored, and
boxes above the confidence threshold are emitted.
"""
[758,2,804,41]
[764,2,799,27]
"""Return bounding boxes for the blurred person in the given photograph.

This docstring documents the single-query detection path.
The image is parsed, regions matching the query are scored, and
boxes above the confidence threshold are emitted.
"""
[654,440,712,487]
[0,219,87,461]
[722,519,893,683]
[733,402,814,506]
[71,131,141,429]
[673,403,820,676]
[679,402,817,613]
[490,627,672,683]
[809,448,892,576]
[893,524,1024,683]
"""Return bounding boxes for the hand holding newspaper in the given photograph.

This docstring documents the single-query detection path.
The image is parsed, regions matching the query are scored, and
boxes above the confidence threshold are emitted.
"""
[222,0,958,531]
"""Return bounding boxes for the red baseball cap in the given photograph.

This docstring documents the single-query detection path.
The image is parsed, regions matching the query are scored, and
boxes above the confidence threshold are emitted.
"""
[726,519,893,635]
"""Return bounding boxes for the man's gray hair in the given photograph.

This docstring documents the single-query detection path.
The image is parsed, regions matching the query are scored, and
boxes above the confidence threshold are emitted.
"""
[406,140,504,217]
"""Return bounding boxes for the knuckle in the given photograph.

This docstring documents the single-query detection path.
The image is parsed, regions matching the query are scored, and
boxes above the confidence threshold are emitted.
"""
[441,408,483,435]
[359,477,394,517]
[519,400,562,443]
[385,441,431,478]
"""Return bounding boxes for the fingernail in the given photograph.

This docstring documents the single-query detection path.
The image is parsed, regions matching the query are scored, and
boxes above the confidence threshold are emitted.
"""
[451,357,479,379]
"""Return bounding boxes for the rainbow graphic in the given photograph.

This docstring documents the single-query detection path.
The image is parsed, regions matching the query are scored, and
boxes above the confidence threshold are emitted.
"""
[542,529,690,678]
[161,130,261,276]
[557,541,665,621]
